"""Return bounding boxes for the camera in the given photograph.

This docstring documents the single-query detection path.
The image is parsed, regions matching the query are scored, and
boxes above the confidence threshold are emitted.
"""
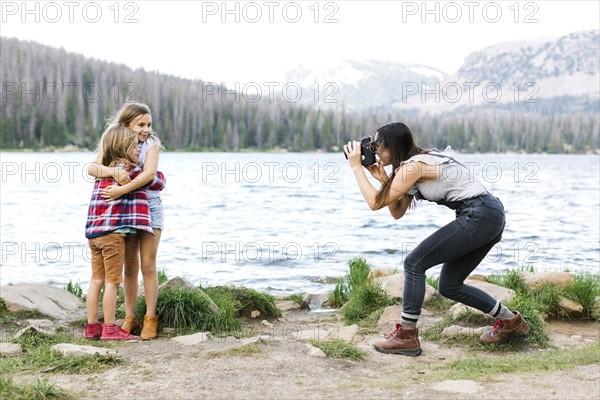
[344,136,377,166]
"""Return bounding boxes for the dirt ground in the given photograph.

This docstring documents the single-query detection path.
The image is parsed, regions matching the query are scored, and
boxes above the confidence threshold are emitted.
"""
[9,308,600,400]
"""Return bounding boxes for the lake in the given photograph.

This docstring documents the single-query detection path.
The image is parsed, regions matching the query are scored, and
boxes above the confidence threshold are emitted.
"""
[1,151,598,295]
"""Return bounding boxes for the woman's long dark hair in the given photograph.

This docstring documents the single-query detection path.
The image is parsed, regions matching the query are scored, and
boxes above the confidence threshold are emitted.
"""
[373,122,428,209]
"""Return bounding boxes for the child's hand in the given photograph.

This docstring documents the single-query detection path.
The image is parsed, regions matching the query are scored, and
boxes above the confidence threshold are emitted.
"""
[101,185,125,201]
[112,168,131,185]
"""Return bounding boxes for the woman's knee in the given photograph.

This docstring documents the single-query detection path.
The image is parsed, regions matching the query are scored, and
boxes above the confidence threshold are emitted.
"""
[438,280,461,299]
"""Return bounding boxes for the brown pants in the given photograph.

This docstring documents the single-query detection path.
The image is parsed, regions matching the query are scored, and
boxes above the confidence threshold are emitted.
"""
[88,233,126,284]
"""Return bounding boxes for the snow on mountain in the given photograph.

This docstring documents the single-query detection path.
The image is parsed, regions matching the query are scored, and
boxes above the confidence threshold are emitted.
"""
[393,30,600,114]
[282,58,448,111]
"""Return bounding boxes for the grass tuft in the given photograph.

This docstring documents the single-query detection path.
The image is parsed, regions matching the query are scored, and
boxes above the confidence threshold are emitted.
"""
[0,332,122,375]
[307,339,367,361]
[0,373,77,400]
[427,342,600,381]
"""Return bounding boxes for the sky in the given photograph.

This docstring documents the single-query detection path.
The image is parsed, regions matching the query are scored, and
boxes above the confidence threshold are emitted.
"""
[1,0,599,86]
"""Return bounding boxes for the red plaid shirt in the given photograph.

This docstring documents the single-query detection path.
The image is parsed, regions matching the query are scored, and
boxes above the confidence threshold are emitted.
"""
[85,166,166,239]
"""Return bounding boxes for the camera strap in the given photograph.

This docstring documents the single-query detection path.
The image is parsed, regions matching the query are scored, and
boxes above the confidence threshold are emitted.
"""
[425,151,467,169]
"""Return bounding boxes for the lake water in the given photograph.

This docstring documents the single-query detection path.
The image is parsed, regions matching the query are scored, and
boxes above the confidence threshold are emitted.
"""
[1,152,599,295]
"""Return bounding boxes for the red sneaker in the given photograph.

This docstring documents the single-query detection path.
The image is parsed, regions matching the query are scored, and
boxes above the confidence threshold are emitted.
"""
[101,323,140,341]
[84,322,103,339]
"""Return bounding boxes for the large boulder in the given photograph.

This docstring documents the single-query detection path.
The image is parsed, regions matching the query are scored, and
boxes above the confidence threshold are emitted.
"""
[522,271,573,289]
[463,279,515,304]
[0,284,85,320]
[374,273,437,302]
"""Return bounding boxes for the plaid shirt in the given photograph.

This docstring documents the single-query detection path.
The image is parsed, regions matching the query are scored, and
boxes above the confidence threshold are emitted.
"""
[85,166,166,239]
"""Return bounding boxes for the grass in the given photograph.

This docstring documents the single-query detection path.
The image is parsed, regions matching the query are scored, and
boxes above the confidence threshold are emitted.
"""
[0,332,122,375]
[307,339,367,361]
[425,341,600,381]
[65,281,85,302]
[564,273,600,318]
[341,281,395,325]
[214,286,281,319]
[329,257,372,308]
[136,286,242,334]
[327,257,395,327]
[284,293,308,308]
[0,373,77,400]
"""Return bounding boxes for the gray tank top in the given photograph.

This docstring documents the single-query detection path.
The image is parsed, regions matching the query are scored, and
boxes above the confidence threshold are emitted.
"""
[399,146,488,203]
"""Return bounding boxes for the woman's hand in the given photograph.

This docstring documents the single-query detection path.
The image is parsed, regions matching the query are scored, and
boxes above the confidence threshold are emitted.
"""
[365,161,388,184]
[101,185,126,201]
[112,168,131,186]
[343,140,363,170]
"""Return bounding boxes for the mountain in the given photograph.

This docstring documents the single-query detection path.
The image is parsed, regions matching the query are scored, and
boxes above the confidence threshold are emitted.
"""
[282,59,447,111]
[393,30,600,115]
[284,31,599,115]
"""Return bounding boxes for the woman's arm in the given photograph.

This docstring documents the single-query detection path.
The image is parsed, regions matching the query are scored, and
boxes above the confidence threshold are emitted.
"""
[345,140,421,212]
[388,196,413,220]
[101,146,160,200]
[87,153,131,185]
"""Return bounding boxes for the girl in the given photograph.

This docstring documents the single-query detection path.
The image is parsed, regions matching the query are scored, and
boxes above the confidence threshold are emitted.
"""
[344,122,529,356]
[84,125,149,341]
[87,102,164,340]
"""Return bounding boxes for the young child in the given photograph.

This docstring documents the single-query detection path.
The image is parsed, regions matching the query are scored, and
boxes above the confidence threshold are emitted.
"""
[89,102,165,340]
[83,124,163,340]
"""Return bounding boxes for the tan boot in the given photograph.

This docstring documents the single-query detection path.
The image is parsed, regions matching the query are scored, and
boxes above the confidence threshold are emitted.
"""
[140,315,158,340]
[122,316,140,334]
[480,311,530,345]
[374,323,422,357]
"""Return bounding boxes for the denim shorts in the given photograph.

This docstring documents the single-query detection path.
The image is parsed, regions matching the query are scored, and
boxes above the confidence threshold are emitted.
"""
[148,196,164,230]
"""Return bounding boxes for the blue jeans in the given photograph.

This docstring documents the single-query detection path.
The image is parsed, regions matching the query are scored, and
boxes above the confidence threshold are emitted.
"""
[402,193,505,319]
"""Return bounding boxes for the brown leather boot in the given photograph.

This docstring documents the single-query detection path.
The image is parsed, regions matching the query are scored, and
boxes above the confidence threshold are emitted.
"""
[480,311,530,345]
[374,323,422,357]
[122,316,141,334]
[140,315,158,340]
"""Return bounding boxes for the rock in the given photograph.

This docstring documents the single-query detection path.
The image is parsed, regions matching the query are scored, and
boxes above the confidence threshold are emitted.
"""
[337,324,361,343]
[15,324,53,337]
[158,277,220,315]
[432,380,482,394]
[305,343,326,358]
[440,325,490,338]
[25,319,56,333]
[522,271,573,289]
[158,276,196,291]
[374,273,437,302]
[369,268,396,279]
[276,300,301,312]
[0,283,85,320]
[560,297,583,317]
[0,342,22,356]
[171,332,210,346]
[261,320,273,327]
[468,274,487,281]
[377,305,403,330]
[593,296,600,319]
[51,343,118,357]
[250,310,261,318]
[463,279,514,303]
[449,303,483,318]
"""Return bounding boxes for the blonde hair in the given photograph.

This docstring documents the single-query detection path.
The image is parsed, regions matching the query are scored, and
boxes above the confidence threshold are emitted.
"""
[99,125,139,168]
[107,102,161,146]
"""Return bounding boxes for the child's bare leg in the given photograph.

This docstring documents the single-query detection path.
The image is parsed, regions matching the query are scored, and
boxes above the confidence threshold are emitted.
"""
[86,279,104,323]
[102,282,120,324]
[123,236,140,317]
[139,229,161,317]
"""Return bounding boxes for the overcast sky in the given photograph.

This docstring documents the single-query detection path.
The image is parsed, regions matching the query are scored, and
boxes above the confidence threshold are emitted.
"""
[2,0,599,86]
